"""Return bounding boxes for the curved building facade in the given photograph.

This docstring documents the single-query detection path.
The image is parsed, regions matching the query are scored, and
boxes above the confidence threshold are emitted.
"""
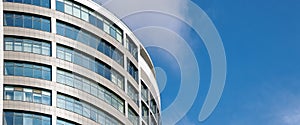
[0,0,161,125]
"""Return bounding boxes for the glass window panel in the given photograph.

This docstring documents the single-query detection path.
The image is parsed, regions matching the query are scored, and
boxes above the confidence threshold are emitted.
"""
[110,28,116,38]
[97,41,104,52]
[5,64,14,75]
[57,98,65,108]
[43,70,51,80]
[74,79,82,90]
[25,91,33,102]
[74,102,83,115]
[24,0,32,4]
[15,64,23,76]
[24,65,33,77]
[5,13,14,26]
[96,19,103,29]
[41,0,50,8]
[24,15,33,28]
[73,6,81,18]
[42,44,50,56]
[90,110,97,121]
[56,73,65,83]
[23,40,32,52]
[65,51,73,62]
[103,23,110,33]
[14,40,23,51]
[33,93,42,103]
[83,106,90,118]
[81,11,89,21]
[4,112,13,125]
[90,85,97,96]
[33,67,42,79]
[56,0,65,12]
[42,116,51,125]
[5,41,13,51]
[33,116,42,125]
[42,94,51,105]
[5,90,14,100]
[41,19,50,32]
[65,26,74,39]
[56,23,65,36]
[33,0,41,6]
[65,3,73,15]
[14,114,23,125]
[33,43,41,54]
[82,82,90,93]
[66,100,73,111]
[24,114,33,125]
[116,33,122,42]
[14,91,23,101]
[14,14,23,27]
[33,17,41,30]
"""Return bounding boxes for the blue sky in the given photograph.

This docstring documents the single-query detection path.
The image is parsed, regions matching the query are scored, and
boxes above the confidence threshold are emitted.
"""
[171,0,300,124]
[103,0,300,124]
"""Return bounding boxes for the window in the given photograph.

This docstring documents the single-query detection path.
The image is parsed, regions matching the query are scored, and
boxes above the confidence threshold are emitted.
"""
[4,36,51,56]
[56,0,64,12]
[4,111,51,125]
[126,37,138,60]
[128,106,139,125]
[14,14,23,27]
[41,18,50,32]
[142,103,149,123]
[127,60,138,81]
[4,13,14,26]
[127,82,139,105]
[33,17,42,30]
[141,81,148,102]
[55,0,123,43]
[4,86,51,105]
[4,12,51,32]
[65,1,73,15]
[73,4,81,18]
[56,44,124,89]
[57,94,121,124]
[24,15,33,28]
[56,21,124,66]
[41,0,50,8]
[4,37,14,50]
[56,69,125,113]
[4,61,52,81]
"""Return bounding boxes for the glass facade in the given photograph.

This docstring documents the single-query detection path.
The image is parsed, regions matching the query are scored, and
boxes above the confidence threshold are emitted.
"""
[127,82,139,105]
[4,86,51,105]
[3,111,51,125]
[127,60,138,81]
[4,12,51,32]
[56,21,124,66]
[57,45,124,89]
[56,0,123,43]
[57,94,122,125]
[57,69,124,113]
[142,103,149,123]
[128,106,139,125]
[4,0,50,8]
[4,61,51,81]
[125,37,138,60]
[141,81,148,102]
[150,94,159,121]
[4,36,51,56]
[1,0,161,125]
